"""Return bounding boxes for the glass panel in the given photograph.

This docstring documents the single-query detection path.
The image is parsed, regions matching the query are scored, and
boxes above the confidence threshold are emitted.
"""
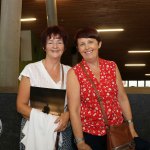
[146,80,150,87]
[129,80,137,87]
[138,81,144,87]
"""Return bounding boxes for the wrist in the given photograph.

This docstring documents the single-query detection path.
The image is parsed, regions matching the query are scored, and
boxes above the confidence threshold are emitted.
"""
[127,119,133,124]
[74,137,85,145]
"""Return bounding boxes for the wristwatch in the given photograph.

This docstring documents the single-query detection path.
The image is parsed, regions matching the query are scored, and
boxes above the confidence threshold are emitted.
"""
[127,119,133,124]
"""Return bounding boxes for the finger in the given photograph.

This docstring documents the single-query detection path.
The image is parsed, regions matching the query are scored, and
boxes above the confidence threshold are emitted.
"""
[57,127,66,132]
[55,127,63,132]
[54,121,62,132]
[55,124,66,132]
[54,117,60,123]
[54,125,60,132]
[59,125,67,132]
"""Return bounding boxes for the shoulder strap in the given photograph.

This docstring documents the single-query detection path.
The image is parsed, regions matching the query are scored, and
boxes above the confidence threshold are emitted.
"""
[80,62,109,127]
[61,64,64,89]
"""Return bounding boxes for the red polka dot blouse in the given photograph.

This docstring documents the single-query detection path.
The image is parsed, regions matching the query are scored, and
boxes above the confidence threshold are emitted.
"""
[73,58,123,136]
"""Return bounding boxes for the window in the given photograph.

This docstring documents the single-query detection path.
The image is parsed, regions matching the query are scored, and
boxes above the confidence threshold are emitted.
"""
[146,80,150,87]
[138,81,144,87]
[123,80,150,87]
[129,80,137,87]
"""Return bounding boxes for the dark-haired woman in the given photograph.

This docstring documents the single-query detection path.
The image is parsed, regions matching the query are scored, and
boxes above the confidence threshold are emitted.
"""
[67,27,138,150]
[17,26,74,150]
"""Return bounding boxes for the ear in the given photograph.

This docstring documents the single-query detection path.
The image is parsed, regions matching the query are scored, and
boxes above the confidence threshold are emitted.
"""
[98,41,102,48]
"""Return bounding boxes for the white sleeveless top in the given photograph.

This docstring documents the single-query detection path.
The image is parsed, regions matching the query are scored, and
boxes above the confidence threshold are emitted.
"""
[19,60,71,89]
[19,60,71,106]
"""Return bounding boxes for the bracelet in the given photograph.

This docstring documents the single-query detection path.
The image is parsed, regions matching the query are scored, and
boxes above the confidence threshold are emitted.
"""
[74,137,85,144]
[127,119,133,124]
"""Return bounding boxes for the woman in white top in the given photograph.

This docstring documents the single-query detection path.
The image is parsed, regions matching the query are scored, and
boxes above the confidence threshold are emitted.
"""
[17,26,74,150]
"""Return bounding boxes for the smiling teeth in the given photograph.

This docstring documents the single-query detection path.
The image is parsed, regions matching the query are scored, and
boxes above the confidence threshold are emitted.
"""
[51,50,60,52]
[85,50,93,54]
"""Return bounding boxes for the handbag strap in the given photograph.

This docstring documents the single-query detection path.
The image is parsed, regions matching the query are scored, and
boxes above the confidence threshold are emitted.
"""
[80,62,109,127]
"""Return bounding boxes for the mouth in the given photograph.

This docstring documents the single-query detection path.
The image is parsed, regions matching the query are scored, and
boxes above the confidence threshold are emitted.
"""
[85,50,93,54]
[51,50,60,53]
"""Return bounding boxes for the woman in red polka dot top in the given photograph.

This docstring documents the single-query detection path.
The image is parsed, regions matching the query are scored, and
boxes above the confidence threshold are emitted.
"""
[67,27,138,150]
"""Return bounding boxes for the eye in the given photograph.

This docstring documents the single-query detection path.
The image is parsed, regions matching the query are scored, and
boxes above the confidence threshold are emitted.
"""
[57,41,63,44]
[48,42,52,44]
[88,40,94,44]
[47,40,53,44]
[79,43,85,46]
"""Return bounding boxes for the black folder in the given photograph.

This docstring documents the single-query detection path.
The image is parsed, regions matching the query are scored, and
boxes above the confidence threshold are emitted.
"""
[30,86,66,114]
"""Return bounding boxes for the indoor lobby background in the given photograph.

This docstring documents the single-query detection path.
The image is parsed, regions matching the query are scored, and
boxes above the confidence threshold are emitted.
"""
[0,0,150,149]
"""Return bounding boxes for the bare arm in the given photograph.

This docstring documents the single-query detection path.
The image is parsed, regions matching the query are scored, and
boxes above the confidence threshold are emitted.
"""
[16,76,32,119]
[67,69,92,150]
[116,65,138,137]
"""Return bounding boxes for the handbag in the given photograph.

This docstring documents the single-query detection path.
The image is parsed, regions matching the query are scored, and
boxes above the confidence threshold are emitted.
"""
[80,63,135,150]
[107,122,135,150]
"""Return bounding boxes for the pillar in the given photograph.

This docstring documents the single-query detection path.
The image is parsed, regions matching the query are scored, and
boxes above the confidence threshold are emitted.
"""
[0,0,22,93]
[45,0,58,26]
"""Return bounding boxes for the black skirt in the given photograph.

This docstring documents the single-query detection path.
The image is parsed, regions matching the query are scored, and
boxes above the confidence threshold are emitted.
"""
[83,132,107,150]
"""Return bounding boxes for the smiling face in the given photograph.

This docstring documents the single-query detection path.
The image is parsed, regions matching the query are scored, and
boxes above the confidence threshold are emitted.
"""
[45,34,65,59]
[77,38,102,62]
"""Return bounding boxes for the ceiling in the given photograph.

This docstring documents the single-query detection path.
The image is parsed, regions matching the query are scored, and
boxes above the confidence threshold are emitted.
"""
[21,0,150,80]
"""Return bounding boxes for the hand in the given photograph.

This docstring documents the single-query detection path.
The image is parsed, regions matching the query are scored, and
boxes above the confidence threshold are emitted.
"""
[130,128,138,138]
[54,111,69,132]
[129,124,138,137]
[77,141,92,150]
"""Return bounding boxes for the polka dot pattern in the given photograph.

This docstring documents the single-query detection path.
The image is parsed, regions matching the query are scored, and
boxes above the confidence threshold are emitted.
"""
[73,58,123,136]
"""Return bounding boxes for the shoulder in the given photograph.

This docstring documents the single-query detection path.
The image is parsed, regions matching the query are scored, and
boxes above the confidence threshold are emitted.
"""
[67,64,78,77]
[25,60,42,69]
[18,60,42,80]
[62,64,71,76]
[72,62,81,70]
[67,67,79,84]
[62,64,71,71]
[100,58,117,67]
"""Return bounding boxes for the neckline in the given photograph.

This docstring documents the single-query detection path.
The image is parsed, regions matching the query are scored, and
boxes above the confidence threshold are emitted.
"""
[41,60,64,88]
[82,59,101,83]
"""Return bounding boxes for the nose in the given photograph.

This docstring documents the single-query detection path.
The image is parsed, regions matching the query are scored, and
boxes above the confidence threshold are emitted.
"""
[52,42,58,48]
[85,43,89,50]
